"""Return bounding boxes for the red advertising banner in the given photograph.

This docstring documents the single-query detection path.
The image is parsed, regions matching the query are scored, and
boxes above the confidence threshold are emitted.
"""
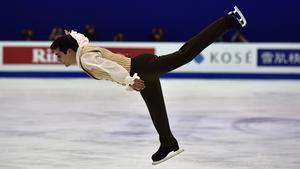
[3,46,155,64]
[3,47,56,64]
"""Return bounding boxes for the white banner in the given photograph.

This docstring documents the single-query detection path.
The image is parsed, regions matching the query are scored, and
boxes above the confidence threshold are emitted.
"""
[0,42,299,78]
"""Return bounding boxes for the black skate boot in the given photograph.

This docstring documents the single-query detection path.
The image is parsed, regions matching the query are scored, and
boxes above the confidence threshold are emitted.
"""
[152,140,184,165]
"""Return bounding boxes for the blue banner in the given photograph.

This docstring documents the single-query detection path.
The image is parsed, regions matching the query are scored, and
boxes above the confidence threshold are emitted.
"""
[258,49,300,67]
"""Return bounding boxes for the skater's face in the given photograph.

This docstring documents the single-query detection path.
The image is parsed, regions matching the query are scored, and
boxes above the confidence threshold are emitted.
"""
[52,48,76,67]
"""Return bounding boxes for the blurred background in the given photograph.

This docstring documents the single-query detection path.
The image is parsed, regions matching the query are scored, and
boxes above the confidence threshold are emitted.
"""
[0,0,298,42]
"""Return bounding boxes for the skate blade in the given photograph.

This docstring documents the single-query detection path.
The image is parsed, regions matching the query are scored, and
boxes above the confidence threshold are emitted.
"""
[152,149,184,165]
[233,6,247,27]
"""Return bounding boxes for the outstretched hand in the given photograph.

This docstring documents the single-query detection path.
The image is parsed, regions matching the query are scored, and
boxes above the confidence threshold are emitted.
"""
[64,30,70,35]
[129,79,145,91]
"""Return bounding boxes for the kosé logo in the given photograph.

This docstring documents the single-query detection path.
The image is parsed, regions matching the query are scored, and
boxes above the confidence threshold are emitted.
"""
[209,51,252,64]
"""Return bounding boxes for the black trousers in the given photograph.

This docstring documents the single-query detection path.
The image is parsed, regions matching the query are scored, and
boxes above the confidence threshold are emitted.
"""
[130,15,238,146]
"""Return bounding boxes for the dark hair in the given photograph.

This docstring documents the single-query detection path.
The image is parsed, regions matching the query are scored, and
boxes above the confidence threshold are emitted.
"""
[50,35,79,54]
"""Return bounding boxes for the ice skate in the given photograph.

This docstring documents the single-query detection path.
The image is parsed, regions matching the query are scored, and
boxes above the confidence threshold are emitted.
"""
[151,141,184,165]
[152,149,184,165]
[228,6,247,27]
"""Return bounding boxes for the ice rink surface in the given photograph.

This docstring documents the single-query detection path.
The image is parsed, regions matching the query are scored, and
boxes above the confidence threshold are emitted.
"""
[0,79,299,169]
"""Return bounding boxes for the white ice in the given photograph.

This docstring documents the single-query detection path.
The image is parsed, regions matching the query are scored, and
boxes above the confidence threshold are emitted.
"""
[0,79,300,169]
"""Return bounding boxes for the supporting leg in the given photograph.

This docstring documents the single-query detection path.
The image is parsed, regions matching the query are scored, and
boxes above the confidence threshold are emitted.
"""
[139,73,176,147]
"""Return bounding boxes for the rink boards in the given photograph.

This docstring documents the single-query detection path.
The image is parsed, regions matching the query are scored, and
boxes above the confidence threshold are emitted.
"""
[0,42,299,79]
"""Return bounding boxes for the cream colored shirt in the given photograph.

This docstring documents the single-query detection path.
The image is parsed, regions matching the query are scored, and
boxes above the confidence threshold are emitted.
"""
[75,46,139,91]
[69,30,139,91]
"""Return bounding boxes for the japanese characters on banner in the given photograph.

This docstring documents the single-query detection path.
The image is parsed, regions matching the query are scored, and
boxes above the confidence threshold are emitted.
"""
[0,42,299,77]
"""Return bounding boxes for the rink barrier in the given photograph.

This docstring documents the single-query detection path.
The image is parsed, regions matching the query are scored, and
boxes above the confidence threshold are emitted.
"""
[0,72,299,79]
[0,42,299,79]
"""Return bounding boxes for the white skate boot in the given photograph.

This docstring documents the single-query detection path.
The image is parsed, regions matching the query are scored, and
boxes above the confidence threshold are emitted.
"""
[228,6,247,27]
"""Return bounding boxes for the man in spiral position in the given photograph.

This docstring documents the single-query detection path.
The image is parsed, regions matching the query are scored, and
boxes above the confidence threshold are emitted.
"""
[50,6,247,165]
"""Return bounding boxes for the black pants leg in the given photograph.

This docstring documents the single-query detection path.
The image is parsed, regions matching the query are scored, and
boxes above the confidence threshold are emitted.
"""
[131,57,176,146]
[130,14,239,147]
[140,15,238,74]
[141,74,175,146]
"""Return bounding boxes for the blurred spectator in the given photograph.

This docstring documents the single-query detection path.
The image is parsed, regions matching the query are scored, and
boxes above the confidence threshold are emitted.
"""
[49,26,64,40]
[215,34,229,42]
[21,28,36,41]
[83,24,97,41]
[231,30,248,42]
[149,27,166,41]
[113,32,125,41]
